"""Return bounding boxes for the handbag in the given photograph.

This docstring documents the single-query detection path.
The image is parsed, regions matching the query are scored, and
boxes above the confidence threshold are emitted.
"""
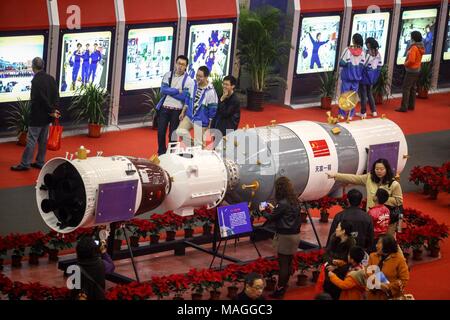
[47,118,63,151]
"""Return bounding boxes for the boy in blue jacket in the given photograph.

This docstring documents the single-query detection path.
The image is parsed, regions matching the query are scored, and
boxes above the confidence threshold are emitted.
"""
[176,66,218,148]
[339,34,365,120]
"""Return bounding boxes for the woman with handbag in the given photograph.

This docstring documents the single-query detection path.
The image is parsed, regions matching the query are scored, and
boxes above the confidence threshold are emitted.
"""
[367,235,409,300]
[326,158,403,235]
[261,177,301,299]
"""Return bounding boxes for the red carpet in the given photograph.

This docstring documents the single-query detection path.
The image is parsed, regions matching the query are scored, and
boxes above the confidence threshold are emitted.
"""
[284,191,450,300]
[1,93,450,190]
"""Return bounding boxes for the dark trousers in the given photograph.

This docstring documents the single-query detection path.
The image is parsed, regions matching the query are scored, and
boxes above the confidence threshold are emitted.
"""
[157,107,181,155]
[400,71,419,111]
[358,83,376,114]
[277,253,294,289]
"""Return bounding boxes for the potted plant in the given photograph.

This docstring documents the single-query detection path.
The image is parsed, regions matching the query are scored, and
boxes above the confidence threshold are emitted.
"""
[237,6,290,111]
[295,253,310,286]
[417,62,432,99]
[319,72,336,110]
[211,74,224,98]
[6,98,31,146]
[373,65,390,105]
[69,83,109,137]
[142,88,161,130]
[182,215,197,238]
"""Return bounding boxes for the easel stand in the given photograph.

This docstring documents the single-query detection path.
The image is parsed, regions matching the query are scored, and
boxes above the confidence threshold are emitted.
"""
[300,201,322,249]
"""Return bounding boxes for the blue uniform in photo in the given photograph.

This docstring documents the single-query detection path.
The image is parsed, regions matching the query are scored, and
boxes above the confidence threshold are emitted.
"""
[71,51,83,83]
[194,43,207,62]
[309,33,329,69]
[89,50,102,82]
[81,51,90,84]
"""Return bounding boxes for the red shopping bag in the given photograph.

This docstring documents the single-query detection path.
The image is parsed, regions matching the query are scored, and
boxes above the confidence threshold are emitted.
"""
[47,118,63,151]
[314,264,326,295]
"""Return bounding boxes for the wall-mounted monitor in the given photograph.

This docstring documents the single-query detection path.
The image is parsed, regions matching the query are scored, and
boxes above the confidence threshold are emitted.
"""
[0,35,45,104]
[296,15,341,75]
[443,10,450,61]
[396,8,438,65]
[59,31,112,97]
[187,22,233,79]
[124,26,174,91]
[351,11,390,61]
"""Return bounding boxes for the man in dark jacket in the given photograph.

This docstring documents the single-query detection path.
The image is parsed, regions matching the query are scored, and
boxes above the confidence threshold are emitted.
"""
[235,273,266,300]
[213,75,240,139]
[326,189,374,252]
[11,57,59,171]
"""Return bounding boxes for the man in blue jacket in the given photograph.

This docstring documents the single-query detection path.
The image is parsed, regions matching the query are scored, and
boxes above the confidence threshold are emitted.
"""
[81,43,91,85]
[155,55,194,155]
[89,43,102,83]
[176,66,218,148]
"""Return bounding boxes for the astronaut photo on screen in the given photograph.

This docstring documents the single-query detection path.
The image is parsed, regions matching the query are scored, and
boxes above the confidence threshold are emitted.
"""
[187,23,233,79]
[296,16,340,75]
[0,35,44,103]
[444,15,450,60]
[60,32,111,96]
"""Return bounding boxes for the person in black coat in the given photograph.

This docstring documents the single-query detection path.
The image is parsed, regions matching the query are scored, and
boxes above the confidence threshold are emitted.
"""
[11,57,60,171]
[213,75,240,138]
[326,189,374,252]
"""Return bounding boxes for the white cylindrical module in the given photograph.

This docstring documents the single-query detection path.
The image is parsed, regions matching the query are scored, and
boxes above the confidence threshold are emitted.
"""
[338,118,408,175]
[156,145,228,216]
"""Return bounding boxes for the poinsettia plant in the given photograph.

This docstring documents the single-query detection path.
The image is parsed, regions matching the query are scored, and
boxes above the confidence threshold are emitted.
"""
[151,276,171,300]
[166,274,190,298]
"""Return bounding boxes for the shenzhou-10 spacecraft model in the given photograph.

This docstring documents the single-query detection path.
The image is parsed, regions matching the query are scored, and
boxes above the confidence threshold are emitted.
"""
[36,118,408,233]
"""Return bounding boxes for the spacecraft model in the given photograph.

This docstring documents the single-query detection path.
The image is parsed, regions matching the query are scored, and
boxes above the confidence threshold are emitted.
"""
[36,118,408,233]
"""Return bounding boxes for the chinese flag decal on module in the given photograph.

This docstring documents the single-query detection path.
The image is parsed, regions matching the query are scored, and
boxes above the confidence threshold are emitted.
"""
[309,140,330,158]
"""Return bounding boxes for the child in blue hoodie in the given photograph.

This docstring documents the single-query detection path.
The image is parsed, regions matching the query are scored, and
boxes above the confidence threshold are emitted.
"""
[339,34,365,120]
[357,37,383,119]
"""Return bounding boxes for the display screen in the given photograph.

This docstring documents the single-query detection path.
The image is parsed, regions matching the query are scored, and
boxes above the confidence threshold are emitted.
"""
[187,22,233,79]
[59,31,112,97]
[296,15,341,75]
[217,202,253,239]
[351,12,390,61]
[124,27,174,91]
[0,35,45,104]
[396,9,438,65]
[443,11,450,60]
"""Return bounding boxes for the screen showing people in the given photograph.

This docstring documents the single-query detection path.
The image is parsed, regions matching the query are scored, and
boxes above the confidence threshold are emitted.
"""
[217,202,253,239]
[0,35,45,103]
[352,12,390,61]
[59,31,112,97]
[124,27,174,91]
[296,15,341,75]
[396,8,438,65]
[443,11,450,61]
[187,22,233,79]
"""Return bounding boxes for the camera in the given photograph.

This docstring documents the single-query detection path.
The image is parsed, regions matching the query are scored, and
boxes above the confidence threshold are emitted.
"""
[94,240,100,246]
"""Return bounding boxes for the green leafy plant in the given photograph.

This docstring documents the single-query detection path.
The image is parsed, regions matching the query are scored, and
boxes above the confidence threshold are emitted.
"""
[417,62,432,91]
[211,74,223,98]
[373,65,390,102]
[69,83,109,125]
[237,6,290,92]
[142,88,161,123]
[319,72,337,98]
[6,99,31,135]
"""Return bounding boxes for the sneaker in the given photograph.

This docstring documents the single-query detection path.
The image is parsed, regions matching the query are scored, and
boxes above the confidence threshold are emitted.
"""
[30,163,44,169]
[348,117,352,121]
[11,165,30,171]
[372,112,378,117]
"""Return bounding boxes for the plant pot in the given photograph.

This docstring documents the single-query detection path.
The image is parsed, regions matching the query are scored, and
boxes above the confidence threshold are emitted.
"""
[184,228,194,239]
[166,230,176,242]
[319,211,329,223]
[246,89,264,111]
[300,212,308,224]
[150,234,160,245]
[48,249,59,262]
[264,277,276,292]
[129,236,140,247]
[202,224,212,235]
[320,97,332,110]
[226,286,239,299]
[296,273,308,286]
[374,93,384,105]
[429,246,440,258]
[412,249,423,261]
[429,189,439,200]
[113,239,123,251]
[88,123,102,138]
[417,87,428,99]
[11,255,22,268]
[209,290,221,300]
[191,293,203,300]
[423,183,431,195]
[311,270,320,283]
[18,131,28,146]
[29,253,40,266]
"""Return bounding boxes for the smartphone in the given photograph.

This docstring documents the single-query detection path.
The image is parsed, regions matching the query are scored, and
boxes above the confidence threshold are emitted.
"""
[260,202,268,210]
[94,240,100,246]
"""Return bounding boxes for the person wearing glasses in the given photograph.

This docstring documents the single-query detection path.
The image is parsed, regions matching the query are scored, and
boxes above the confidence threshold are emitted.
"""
[235,273,266,300]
